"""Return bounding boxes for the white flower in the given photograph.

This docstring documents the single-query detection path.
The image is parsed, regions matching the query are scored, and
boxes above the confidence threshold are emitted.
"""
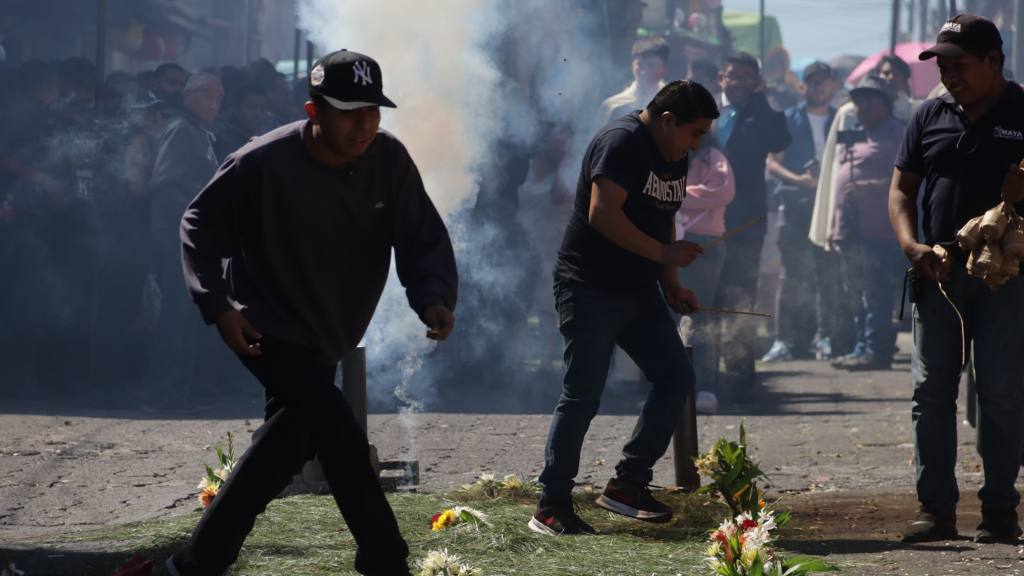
[417,549,481,576]
[454,506,489,525]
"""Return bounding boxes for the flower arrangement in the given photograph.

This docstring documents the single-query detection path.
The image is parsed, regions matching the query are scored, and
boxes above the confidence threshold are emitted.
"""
[196,433,236,509]
[417,549,481,576]
[704,511,835,576]
[430,506,488,531]
[459,472,540,500]
[694,424,768,518]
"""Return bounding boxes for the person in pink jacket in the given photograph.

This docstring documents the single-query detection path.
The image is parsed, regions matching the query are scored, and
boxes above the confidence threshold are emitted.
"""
[675,137,735,413]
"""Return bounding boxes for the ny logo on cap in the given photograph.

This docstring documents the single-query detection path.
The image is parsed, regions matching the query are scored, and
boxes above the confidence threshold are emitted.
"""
[353,61,373,86]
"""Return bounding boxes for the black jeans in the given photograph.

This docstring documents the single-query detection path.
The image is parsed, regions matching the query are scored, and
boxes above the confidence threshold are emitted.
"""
[539,282,694,502]
[774,191,818,353]
[714,221,768,384]
[173,337,410,576]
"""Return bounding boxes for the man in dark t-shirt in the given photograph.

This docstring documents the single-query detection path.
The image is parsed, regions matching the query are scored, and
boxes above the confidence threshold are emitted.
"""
[890,15,1024,544]
[167,50,457,576]
[530,81,719,536]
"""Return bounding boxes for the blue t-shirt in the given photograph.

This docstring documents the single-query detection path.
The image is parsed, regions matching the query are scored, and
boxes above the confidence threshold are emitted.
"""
[895,82,1024,245]
[554,112,688,291]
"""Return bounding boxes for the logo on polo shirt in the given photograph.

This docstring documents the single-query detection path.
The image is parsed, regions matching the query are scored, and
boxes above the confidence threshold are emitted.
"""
[641,171,685,203]
[993,126,1024,141]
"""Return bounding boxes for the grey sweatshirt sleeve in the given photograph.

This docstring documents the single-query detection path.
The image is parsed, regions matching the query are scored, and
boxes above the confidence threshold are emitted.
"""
[392,149,459,316]
[180,154,240,325]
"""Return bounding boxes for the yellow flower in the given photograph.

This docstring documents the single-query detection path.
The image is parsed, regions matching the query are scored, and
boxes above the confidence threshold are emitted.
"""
[740,546,760,569]
[431,509,457,531]
[198,485,218,508]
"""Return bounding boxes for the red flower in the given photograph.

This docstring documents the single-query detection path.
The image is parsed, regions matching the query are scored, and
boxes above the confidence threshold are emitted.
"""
[430,512,442,527]
[714,530,728,544]
[741,519,759,531]
[112,555,154,576]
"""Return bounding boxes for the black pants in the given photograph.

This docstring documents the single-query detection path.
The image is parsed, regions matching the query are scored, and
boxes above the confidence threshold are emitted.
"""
[774,191,817,354]
[714,221,767,386]
[173,337,409,576]
[539,282,694,502]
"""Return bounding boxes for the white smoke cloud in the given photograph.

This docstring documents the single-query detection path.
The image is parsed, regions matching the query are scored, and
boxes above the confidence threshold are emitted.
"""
[296,0,620,413]
[297,0,503,217]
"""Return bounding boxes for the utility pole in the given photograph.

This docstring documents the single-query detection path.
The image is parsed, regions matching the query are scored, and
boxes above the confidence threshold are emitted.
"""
[919,0,929,42]
[891,0,901,53]
[758,0,766,64]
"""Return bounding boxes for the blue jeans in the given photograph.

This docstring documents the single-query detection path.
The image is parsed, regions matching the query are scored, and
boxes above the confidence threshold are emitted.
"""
[837,238,903,360]
[539,281,695,502]
[912,267,1024,516]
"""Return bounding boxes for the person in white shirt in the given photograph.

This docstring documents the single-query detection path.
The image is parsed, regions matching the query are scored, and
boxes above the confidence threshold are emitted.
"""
[601,36,670,123]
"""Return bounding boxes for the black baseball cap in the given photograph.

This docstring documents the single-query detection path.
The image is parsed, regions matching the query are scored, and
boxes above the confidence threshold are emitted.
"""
[802,61,833,83]
[919,14,1003,61]
[309,49,397,110]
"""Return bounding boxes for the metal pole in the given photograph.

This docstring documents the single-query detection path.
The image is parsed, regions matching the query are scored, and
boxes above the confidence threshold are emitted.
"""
[341,346,369,434]
[672,346,700,491]
[1014,0,1024,82]
[94,0,108,101]
[306,40,314,76]
[919,0,929,42]
[293,28,301,81]
[891,0,901,54]
[949,0,957,16]
[758,0,766,64]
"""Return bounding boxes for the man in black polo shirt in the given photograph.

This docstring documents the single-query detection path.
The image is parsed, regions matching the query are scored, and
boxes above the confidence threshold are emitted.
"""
[530,81,718,535]
[167,50,457,576]
[890,15,1024,544]
[714,53,791,390]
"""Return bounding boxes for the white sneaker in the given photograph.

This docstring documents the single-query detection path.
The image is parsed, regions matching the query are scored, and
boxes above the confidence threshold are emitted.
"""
[695,391,719,415]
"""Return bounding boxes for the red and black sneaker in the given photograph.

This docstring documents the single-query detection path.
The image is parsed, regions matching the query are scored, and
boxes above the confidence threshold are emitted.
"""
[594,477,673,523]
[528,500,596,536]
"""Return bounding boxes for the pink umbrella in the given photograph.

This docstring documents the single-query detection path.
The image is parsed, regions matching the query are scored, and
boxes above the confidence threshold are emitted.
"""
[846,42,941,100]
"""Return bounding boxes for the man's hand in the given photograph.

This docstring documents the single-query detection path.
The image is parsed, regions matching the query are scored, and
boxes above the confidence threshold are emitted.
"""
[664,240,704,268]
[215,309,263,356]
[663,281,700,315]
[421,305,455,341]
[1001,162,1024,204]
[904,242,950,282]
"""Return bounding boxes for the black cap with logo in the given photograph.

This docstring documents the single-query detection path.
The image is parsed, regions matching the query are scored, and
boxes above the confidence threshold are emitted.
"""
[919,14,1003,61]
[308,49,397,110]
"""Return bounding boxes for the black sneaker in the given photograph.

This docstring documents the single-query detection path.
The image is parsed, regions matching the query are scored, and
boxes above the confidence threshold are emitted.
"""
[594,478,673,523]
[901,510,957,543]
[975,509,1023,544]
[528,500,596,536]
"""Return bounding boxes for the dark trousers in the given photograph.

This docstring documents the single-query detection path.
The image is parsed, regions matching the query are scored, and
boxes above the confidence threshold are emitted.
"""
[714,221,767,384]
[774,194,818,354]
[837,238,903,360]
[539,282,694,502]
[174,337,409,576]
[813,245,855,354]
[912,269,1024,517]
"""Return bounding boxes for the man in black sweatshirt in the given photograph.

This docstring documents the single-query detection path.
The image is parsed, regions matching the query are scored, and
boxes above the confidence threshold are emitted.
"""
[167,50,457,576]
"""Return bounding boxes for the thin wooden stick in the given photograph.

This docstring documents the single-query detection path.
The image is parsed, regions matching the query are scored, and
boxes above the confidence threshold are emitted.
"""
[698,307,773,318]
[702,214,767,251]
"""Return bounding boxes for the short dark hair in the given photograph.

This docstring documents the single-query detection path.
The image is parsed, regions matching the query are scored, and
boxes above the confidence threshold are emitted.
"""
[646,80,720,125]
[725,52,760,76]
[632,36,670,63]
[155,62,186,79]
[877,55,911,81]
